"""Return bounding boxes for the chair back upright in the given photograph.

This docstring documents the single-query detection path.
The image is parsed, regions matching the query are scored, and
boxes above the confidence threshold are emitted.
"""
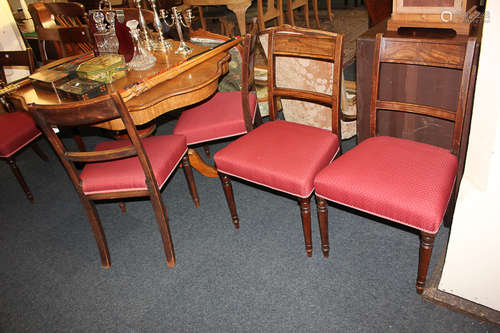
[267,25,344,135]
[28,93,159,198]
[240,20,259,133]
[0,48,36,86]
[370,33,477,155]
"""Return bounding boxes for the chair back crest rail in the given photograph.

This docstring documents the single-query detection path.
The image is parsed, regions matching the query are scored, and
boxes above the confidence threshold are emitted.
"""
[370,33,477,155]
[267,25,344,135]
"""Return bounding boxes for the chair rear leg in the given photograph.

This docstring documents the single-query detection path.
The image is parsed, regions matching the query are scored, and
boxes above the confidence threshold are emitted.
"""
[299,197,313,257]
[416,231,436,294]
[182,154,200,208]
[203,145,211,159]
[148,188,176,267]
[7,157,34,203]
[31,142,49,161]
[316,195,329,258]
[219,172,239,229]
[81,198,111,268]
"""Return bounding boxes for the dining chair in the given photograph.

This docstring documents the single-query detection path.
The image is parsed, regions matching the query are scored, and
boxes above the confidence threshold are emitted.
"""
[256,0,284,31]
[0,47,49,203]
[28,92,200,268]
[213,25,344,256]
[314,33,477,293]
[173,20,262,163]
[29,1,94,63]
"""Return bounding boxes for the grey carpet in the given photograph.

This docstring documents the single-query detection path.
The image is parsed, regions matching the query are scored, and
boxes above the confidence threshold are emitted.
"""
[1,115,498,332]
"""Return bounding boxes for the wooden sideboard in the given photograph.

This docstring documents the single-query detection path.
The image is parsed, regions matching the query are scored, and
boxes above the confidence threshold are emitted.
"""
[355,20,482,222]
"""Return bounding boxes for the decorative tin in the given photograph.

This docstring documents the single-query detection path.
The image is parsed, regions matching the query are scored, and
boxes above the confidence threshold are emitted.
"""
[76,54,127,83]
[56,78,107,100]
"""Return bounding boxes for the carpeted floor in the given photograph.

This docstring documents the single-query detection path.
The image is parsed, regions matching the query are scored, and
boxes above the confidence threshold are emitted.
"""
[1,118,499,332]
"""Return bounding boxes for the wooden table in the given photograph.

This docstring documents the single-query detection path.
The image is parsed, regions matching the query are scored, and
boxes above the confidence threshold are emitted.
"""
[11,40,235,177]
[182,0,251,35]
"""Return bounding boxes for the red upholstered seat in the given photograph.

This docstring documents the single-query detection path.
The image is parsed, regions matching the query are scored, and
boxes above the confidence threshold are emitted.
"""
[81,135,187,195]
[0,112,41,158]
[174,91,258,145]
[314,136,458,234]
[214,120,340,198]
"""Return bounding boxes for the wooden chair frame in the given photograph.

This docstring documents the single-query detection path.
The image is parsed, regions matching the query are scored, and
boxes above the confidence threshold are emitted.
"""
[29,92,199,268]
[218,25,344,256]
[0,47,48,203]
[316,33,477,293]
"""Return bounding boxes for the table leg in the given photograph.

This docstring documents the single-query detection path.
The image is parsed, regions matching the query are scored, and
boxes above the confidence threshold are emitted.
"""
[188,148,218,178]
[312,0,321,28]
[226,1,251,36]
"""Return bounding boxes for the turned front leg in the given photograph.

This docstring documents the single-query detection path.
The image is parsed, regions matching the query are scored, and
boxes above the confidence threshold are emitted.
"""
[299,196,313,257]
[416,231,436,294]
[316,196,329,258]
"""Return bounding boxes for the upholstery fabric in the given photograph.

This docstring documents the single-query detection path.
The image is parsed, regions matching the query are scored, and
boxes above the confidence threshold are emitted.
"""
[81,135,187,195]
[0,112,41,158]
[173,91,258,145]
[214,120,339,198]
[259,33,356,140]
[314,136,458,234]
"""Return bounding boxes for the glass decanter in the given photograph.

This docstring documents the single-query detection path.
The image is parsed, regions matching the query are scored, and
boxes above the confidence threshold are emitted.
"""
[126,20,156,71]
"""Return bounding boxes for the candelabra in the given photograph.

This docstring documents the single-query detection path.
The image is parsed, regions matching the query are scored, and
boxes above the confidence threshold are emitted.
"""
[148,0,172,51]
[162,7,193,56]
[134,0,153,51]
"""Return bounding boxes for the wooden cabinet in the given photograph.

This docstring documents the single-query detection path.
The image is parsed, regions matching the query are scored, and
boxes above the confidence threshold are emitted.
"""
[387,0,480,34]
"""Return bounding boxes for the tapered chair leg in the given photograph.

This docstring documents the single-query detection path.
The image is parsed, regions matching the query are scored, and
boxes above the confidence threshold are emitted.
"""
[7,157,34,203]
[118,202,127,213]
[81,198,111,268]
[416,231,436,294]
[316,195,329,258]
[148,185,176,267]
[299,196,313,257]
[219,172,240,229]
[31,142,49,161]
[182,154,200,208]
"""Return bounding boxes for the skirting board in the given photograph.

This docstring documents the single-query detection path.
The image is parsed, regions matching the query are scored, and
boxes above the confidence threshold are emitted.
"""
[423,243,500,326]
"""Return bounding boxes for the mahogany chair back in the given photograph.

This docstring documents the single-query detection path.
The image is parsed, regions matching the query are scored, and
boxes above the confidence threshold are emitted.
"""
[267,25,344,136]
[29,2,93,63]
[28,92,198,268]
[370,33,477,155]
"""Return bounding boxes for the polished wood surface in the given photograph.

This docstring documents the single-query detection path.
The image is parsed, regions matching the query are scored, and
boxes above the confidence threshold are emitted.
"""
[183,0,251,35]
[29,92,200,268]
[12,40,235,178]
[13,41,232,131]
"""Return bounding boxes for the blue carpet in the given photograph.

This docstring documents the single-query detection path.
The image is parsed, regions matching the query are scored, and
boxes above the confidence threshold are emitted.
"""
[1,114,498,332]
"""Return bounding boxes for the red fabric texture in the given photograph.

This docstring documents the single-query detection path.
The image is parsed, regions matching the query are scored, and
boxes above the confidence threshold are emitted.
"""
[314,136,458,234]
[173,91,257,145]
[214,120,339,198]
[81,135,187,195]
[0,112,41,158]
